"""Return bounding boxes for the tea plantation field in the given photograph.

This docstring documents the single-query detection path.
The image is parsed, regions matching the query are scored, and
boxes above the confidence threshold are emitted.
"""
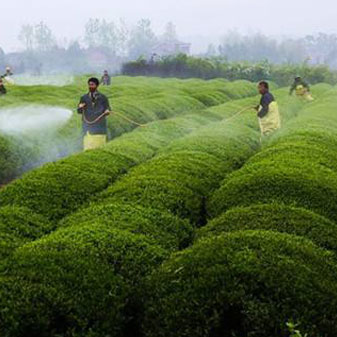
[0,78,336,336]
[0,76,256,184]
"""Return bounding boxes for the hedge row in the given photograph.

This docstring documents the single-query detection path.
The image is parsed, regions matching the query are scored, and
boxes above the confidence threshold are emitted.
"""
[0,136,19,184]
[0,80,257,223]
[197,203,337,252]
[209,95,337,222]
[0,84,259,274]
[97,87,307,225]
[0,83,311,337]
[0,114,208,222]
[0,225,167,337]
[98,122,259,225]
[141,85,337,336]
[0,89,264,337]
[0,206,52,261]
[60,202,193,251]
[143,230,337,337]
[0,77,255,184]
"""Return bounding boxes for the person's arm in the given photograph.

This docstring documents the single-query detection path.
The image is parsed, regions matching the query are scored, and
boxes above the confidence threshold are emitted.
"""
[104,96,111,113]
[289,82,296,95]
[302,80,310,91]
[258,94,273,118]
[77,96,86,114]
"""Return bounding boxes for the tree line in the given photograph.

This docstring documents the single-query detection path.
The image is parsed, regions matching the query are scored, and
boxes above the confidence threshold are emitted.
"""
[207,31,337,68]
[2,19,337,75]
[122,54,337,86]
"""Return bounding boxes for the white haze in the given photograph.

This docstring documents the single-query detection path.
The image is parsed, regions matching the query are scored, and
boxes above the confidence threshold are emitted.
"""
[13,75,74,87]
[1,0,337,53]
[0,106,72,135]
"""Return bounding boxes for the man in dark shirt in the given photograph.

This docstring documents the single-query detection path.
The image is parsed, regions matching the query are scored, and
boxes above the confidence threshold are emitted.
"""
[0,79,7,95]
[77,77,111,151]
[101,70,111,86]
[255,81,281,137]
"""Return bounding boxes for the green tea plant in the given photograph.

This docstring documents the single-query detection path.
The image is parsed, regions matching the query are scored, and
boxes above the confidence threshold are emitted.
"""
[142,231,337,337]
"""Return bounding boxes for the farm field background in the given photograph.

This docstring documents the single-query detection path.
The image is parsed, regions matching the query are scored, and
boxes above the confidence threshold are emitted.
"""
[0,76,337,336]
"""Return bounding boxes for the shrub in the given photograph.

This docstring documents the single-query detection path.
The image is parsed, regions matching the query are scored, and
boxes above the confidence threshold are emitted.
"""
[209,160,337,222]
[60,201,193,251]
[0,206,51,260]
[0,136,19,184]
[100,151,227,224]
[0,225,167,337]
[143,230,337,337]
[0,151,132,221]
[198,203,337,252]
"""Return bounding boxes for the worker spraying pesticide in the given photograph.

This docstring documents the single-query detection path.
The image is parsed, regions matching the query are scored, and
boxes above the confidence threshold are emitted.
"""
[3,66,13,77]
[255,81,281,138]
[289,76,314,101]
[1,66,14,85]
[77,77,111,151]
[0,78,7,95]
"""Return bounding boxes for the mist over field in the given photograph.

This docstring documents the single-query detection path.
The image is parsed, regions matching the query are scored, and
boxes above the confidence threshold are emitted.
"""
[1,0,337,74]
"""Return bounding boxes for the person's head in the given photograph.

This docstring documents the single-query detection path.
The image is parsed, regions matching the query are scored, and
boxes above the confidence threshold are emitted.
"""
[258,81,269,95]
[88,77,99,92]
[104,70,108,75]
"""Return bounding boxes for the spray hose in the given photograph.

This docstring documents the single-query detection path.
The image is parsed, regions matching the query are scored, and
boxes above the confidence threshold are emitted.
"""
[223,106,256,123]
[81,110,147,127]
[80,105,255,128]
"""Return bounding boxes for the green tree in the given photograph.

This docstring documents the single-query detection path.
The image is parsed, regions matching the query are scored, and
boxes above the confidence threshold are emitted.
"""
[84,18,101,48]
[128,19,157,59]
[162,22,178,42]
[34,22,55,52]
[18,24,35,50]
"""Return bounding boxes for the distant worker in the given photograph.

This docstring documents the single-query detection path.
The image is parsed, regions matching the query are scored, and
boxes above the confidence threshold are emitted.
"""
[4,66,13,77]
[255,81,281,137]
[101,70,111,86]
[1,66,14,85]
[289,76,314,101]
[0,78,7,95]
[77,77,111,151]
[1,66,13,78]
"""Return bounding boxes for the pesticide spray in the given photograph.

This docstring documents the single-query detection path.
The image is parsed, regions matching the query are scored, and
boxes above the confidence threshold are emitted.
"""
[0,106,72,134]
[0,106,78,184]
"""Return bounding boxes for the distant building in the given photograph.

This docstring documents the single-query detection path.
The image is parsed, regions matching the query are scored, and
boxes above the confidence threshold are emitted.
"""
[152,41,191,57]
[85,48,110,68]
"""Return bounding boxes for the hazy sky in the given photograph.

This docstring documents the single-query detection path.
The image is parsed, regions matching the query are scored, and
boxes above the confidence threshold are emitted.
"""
[1,0,337,52]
